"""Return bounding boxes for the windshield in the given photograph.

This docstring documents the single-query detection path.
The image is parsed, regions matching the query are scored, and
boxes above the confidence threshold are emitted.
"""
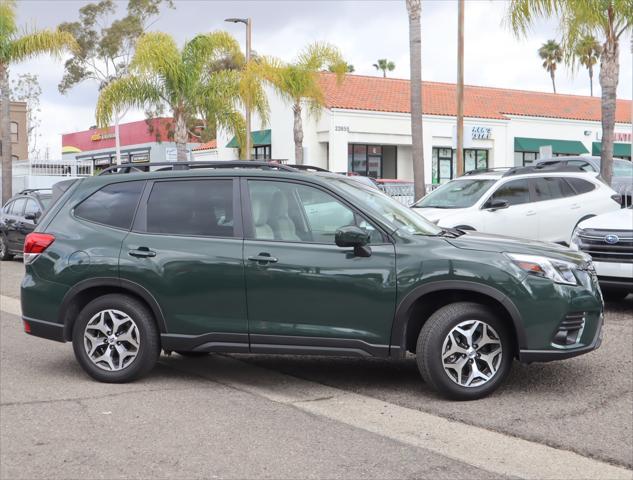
[413,179,496,208]
[613,160,633,178]
[329,177,442,236]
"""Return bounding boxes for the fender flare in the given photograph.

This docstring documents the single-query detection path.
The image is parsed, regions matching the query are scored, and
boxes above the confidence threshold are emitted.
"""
[390,280,526,356]
[59,277,168,339]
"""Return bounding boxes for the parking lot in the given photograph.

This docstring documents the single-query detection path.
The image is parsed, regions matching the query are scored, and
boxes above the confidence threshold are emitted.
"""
[1,259,632,479]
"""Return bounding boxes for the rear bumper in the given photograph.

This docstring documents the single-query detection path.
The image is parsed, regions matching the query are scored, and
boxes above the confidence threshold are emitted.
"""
[519,313,603,363]
[23,316,65,343]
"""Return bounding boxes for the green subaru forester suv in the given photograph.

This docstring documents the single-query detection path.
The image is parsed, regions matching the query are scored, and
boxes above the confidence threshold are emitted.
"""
[19,162,604,400]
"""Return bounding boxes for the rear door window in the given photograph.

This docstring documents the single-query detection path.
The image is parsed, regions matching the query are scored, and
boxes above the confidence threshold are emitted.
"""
[24,199,40,217]
[145,179,235,237]
[74,181,145,230]
[564,177,596,195]
[532,177,575,201]
[488,179,530,206]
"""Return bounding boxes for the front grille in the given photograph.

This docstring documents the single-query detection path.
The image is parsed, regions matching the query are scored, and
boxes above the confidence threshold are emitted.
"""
[552,313,585,347]
[577,229,633,263]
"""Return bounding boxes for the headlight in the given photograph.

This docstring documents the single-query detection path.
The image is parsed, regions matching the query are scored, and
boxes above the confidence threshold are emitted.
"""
[570,228,582,251]
[506,253,578,285]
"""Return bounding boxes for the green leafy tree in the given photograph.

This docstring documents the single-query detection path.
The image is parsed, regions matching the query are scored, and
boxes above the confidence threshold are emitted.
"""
[96,31,269,162]
[262,42,347,164]
[0,0,76,202]
[406,0,425,199]
[507,0,633,184]
[58,0,173,164]
[575,34,602,96]
[330,63,354,73]
[373,58,396,77]
[538,39,563,93]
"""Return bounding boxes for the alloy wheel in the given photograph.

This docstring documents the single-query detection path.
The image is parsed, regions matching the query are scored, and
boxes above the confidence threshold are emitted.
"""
[441,320,502,388]
[83,309,140,371]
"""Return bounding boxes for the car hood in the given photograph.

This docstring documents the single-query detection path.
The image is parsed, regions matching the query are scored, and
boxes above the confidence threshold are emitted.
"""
[579,207,633,231]
[445,231,590,265]
[412,207,469,223]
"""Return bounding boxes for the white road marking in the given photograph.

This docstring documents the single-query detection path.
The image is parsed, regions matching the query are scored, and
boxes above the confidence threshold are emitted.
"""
[3,295,631,479]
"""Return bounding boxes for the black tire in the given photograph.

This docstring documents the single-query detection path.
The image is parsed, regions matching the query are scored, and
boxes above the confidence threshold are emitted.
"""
[602,288,630,302]
[176,351,210,357]
[416,302,513,400]
[72,294,160,383]
[0,235,14,261]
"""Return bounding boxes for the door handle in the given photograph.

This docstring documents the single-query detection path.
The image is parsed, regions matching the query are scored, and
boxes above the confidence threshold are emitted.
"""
[248,253,278,264]
[526,211,536,216]
[129,247,156,258]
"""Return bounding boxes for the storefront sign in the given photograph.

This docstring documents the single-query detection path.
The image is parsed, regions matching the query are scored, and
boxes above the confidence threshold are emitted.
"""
[91,132,116,141]
[335,125,349,132]
[595,131,632,142]
[471,126,492,140]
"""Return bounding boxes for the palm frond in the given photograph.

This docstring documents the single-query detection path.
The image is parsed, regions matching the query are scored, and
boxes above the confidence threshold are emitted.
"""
[0,0,18,57]
[95,75,162,127]
[132,32,183,87]
[183,31,244,73]
[8,29,77,63]
[505,0,558,37]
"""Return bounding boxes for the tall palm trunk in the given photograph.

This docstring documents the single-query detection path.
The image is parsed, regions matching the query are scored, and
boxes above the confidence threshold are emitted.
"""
[599,40,619,185]
[407,0,425,199]
[174,112,188,162]
[550,70,556,94]
[114,112,122,165]
[293,102,304,164]
[588,65,594,97]
[0,64,12,203]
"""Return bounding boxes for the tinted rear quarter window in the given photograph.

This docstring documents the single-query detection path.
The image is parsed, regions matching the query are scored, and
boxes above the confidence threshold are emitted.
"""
[565,177,596,195]
[532,177,575,201]
[146,179,234,237]
[74,181,144,230]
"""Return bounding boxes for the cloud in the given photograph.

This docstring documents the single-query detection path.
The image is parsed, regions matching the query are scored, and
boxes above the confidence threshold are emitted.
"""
[13,0,633,158]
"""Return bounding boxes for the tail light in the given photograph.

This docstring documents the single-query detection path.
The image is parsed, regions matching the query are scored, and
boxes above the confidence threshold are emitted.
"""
[23,233,55,264]
[610,194,623,205]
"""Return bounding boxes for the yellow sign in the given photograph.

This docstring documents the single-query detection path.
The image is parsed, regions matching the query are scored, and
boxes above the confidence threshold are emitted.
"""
[91,132,115,141]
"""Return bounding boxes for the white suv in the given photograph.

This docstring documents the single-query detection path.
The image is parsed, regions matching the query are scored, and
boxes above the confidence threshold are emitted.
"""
[412,167,621,244]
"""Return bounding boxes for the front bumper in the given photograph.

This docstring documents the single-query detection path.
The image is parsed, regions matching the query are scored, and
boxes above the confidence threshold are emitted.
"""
[519,312,603,363]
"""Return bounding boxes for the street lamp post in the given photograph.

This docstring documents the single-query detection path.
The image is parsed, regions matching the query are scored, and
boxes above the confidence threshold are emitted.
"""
[225,17,252,160]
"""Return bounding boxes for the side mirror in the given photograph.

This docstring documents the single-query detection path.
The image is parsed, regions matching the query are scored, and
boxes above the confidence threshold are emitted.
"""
[24,212,38,222]
[485,199,509,211]
[335,226,371,257]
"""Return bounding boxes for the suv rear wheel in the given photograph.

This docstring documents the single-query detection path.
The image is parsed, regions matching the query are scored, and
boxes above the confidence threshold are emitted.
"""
[72,294,160,383]
[416,302,513,400]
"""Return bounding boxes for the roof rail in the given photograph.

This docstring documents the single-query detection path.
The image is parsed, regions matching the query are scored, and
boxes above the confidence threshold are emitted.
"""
[502,164,586,177]
[462,167,510,176]
[98,160,297,176]
[18,188,53,194]
[284,164,330,172]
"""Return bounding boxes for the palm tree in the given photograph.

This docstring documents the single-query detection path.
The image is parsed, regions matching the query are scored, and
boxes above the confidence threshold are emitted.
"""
[575,34,601,96]
[96,31,268,162]
[538,40,562,93]
[262,42,347,164]
[0,0,76,202]
[406,0,425,200]
[373,58,396,78]
[507,0,632,184]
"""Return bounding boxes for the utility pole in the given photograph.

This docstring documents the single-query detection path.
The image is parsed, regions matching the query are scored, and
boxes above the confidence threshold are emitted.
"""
[456,0,465,176]
[225,17,252,159]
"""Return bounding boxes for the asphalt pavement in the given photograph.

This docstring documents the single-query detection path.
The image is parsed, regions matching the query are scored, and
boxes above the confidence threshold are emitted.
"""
[1,259,632,479]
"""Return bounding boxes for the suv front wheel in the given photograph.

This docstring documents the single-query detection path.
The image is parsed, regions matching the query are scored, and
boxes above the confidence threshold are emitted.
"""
[416,302,513,400]
[72,294,160,383]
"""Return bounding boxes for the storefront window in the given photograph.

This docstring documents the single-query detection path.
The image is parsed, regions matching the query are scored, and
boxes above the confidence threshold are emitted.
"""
[348,144,385,178]
[432,148,488,184]
[10,122,18,143]
[252,145,271,160]
[515,151,540,166]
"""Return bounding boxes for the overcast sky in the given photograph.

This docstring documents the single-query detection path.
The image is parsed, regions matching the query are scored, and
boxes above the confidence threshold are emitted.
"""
[13,0,633,158]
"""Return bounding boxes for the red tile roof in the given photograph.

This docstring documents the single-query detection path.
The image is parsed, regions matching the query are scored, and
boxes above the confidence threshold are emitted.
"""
[318,73,632,123]
[192,139,217,151]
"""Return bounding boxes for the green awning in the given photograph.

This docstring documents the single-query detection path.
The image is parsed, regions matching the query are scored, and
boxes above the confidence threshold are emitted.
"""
[592,142,632,158]
[226,129,271,148]
[514,137,589,155]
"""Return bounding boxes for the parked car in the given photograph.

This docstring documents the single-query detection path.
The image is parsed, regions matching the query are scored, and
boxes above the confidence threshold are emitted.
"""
[411,166,621,244]
[536,156,633,207]
[21,161,603,400]
[375,179,415,206]
[0,189,51,260]
[570,206,633,300]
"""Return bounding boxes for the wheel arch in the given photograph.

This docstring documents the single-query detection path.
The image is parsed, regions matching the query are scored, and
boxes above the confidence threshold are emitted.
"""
[59,277,167,341]
[390,281,526,358]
